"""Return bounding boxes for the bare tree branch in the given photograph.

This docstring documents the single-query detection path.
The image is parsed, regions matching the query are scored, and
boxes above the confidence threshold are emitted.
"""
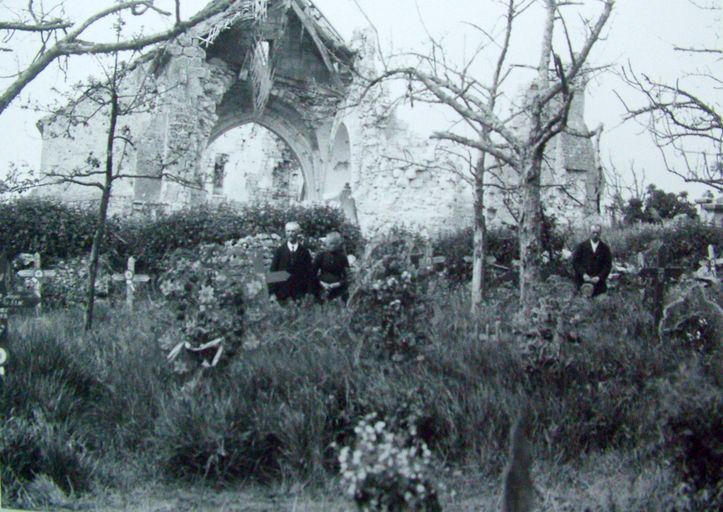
[0,0,235,116]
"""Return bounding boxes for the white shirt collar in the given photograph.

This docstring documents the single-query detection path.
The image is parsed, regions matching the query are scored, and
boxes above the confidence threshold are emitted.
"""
[287,242,299,252]
[590,239,600,252]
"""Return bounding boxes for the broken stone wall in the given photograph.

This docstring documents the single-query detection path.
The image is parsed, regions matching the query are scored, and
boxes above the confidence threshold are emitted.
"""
[37,24,238,216]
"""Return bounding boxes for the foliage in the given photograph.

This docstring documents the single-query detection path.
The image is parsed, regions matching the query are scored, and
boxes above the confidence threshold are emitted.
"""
[349,230,433,359]
[0,224,720,509]
[114,202,363,274]
[338,408,441,512]
[602,221,723,268]
[158,243,248,374]
[622,185,698,225]
[38,254,114,309]
[0,196,361,278]
[647,360,723,510]
[0,415,95,503]
[0,197,100,262]
[432,211,566,285]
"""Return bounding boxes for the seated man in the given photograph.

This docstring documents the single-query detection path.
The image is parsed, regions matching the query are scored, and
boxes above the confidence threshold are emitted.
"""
[572,223,612,297]
[269,221,314,302]
[313,231,350,303]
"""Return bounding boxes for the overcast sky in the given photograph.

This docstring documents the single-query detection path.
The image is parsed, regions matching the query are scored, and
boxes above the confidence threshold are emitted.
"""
[1,0,720,199]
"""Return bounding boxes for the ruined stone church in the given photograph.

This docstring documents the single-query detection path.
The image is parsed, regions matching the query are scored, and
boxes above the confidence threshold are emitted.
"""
[37,0,604,235]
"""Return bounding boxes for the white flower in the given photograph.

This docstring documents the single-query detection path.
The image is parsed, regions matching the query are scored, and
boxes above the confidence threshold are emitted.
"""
[198,285,215,304]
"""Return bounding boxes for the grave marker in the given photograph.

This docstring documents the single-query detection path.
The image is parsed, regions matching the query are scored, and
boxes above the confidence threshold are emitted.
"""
[638,247,685,329]
[112,257,150,309]
[704,244,720,278]
[16,252,56,316]
[223,247,290,299]
[0,253,41,380]
[250,250,291,285]
[411,246,446,271]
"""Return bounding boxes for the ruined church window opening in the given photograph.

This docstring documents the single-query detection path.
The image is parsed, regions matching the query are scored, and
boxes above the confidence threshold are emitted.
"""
[324,123,351,199]
[203,123,304,206]
[212,153,229,195]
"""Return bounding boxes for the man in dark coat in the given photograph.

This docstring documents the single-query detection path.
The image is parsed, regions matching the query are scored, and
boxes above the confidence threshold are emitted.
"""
[269,221,314,302]
[571,223,612,297]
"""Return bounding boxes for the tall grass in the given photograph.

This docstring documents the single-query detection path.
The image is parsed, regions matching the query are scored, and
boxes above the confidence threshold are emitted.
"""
[1,282,719,508]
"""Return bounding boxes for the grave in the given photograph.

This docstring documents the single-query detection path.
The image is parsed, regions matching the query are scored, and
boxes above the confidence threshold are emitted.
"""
[0,253,41,379]
[16,252,56,316]
[638,242,685,329]
[694,244,721,283]
[221,246,290,300]
[111,257,150,309]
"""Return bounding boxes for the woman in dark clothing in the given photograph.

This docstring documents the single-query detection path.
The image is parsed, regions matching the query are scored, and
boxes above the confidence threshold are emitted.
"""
[314,231,350,303]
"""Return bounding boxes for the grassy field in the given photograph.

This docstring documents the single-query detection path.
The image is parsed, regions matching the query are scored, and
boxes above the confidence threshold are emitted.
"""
[0,257,720,510]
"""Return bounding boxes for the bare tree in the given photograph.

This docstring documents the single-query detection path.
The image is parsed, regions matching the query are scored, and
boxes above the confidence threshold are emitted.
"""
[366,0,614,312]
[0,0,237,116]
[26,30,199,330]
[617,2,722,191]
[604,160,647,226]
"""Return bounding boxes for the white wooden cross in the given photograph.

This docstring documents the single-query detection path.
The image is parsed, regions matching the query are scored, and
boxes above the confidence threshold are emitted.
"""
[250,249,291,285]
[706,244,719,278]
[112,257,150,309]
[16,252,56,316]
[1,253,39,379]
[223,247,290,300]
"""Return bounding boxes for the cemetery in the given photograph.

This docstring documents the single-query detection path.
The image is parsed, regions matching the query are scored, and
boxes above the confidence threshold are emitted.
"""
[0,0,721,511]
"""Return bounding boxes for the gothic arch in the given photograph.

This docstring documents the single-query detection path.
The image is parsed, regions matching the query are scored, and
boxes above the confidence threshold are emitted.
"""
[324,122,351,197]
[211,96,320,200]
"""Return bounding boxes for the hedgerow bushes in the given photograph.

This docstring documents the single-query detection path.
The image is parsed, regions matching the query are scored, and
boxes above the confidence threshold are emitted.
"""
[0,197,362,274]
[0,197,100,261]
[604,220,723,267]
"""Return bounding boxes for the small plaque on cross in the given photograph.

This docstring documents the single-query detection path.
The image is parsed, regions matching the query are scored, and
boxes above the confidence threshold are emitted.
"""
[638,248,685,330]
[1,253,42,379]
[250,250,290,284]
[112,257,150,309]
[16,252,56,315]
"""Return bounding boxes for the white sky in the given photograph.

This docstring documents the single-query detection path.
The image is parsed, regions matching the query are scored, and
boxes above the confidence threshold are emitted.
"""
[0,0,720,199]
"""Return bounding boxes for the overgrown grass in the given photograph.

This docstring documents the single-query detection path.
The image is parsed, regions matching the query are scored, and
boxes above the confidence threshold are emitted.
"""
[0,280,719,509]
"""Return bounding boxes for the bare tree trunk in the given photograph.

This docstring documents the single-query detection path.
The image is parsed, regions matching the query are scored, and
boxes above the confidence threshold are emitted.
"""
[84,90,118,331]
[471,156,487,314]
[518,152,543,313]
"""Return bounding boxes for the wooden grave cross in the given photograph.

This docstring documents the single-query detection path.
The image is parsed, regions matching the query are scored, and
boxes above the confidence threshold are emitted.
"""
[250,249,291,286]
[224,247,290,299]
[638,248,685,328]
[16,252,55,316]
[0,253,41,379]
[412,245,446,271]
[112,257,150,309]
[703,244,720,279]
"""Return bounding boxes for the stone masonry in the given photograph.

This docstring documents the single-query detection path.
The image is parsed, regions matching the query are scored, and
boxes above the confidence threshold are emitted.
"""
[36,0,603,236]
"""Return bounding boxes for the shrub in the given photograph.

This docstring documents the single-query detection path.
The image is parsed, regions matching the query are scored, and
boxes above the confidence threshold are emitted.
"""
[349,231,433,359]
[647,361,723,510]
[158,243,249,374]
[0,198,362,278]
[38,254,114,309]
[432,211,566,286]
[0,197,99,262]
[110,202,363,274]
[337,410,442,512]
[601,221,723,268]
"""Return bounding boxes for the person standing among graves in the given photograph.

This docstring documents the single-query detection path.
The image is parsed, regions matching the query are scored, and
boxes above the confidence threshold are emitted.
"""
[313,231,350,303]
[571,223,612,297]
[269,221,314,302]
